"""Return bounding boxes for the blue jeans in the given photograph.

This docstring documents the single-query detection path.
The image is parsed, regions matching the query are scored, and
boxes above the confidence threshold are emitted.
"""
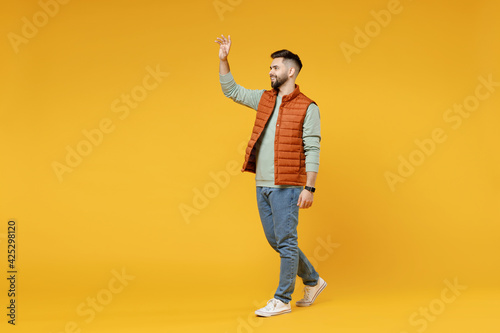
[256,186,320,304]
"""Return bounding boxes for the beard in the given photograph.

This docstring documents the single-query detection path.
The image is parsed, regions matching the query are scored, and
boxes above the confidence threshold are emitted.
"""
[270,74,287,89]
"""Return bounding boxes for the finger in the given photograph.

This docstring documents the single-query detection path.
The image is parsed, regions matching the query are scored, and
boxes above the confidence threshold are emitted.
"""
[300,200,307,209]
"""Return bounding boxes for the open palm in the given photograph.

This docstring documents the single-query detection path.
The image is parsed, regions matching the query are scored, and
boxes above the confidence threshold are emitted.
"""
[215,34,231,61]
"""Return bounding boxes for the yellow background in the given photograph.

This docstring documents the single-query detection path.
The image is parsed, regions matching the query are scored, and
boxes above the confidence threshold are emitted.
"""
[1,0,499,332]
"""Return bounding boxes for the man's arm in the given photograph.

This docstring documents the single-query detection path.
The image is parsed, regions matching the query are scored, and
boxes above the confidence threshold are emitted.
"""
[215,34,265,110]
[220,59,230,75]
[297,103,321,209]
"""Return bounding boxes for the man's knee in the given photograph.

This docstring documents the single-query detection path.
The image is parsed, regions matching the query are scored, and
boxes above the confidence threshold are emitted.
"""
[266,239,279,252]
[276,236,299,254]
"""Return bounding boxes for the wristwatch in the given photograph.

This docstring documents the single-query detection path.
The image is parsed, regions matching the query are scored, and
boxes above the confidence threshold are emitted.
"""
[304,186,316,193]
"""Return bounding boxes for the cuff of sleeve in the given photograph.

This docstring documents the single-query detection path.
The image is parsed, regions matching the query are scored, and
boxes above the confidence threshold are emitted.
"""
[219,71,234,83]
[305,163,319,173]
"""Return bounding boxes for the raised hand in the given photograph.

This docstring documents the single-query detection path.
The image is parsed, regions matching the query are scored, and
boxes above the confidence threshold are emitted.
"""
[215,34,231,61]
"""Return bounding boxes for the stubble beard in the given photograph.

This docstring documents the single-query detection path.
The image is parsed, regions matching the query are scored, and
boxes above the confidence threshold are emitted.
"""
[271,74,287,89]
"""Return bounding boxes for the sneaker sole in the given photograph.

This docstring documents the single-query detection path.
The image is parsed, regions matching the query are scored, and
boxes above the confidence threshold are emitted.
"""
[296,280,327,307]
[255,308,291,317]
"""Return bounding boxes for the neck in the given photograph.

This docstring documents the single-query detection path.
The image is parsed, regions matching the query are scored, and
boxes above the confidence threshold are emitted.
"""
[277,79,296,97]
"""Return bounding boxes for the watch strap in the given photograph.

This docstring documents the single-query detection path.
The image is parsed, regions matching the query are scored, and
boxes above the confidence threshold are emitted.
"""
[304,186,316,193]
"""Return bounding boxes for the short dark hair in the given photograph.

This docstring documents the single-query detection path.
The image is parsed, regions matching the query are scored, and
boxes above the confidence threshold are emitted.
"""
[271,49,303,73]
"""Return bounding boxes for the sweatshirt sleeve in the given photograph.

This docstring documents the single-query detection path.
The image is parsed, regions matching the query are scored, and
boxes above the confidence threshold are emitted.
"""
[303,103,321,173]
[220,72,265,111]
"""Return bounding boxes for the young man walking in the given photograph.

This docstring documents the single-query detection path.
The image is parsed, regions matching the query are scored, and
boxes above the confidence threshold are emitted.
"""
[215,35,327,317]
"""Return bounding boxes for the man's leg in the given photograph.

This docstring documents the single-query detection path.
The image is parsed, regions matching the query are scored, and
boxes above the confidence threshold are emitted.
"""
[298,248,320,286]
[257,186,300,303]
[257,186,319,287]
[256,186,326,315]
[266,187,302,304]
[255,187,293,316]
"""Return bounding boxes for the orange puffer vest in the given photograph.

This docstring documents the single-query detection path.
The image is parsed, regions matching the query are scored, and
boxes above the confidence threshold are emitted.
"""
[241,85,316,186]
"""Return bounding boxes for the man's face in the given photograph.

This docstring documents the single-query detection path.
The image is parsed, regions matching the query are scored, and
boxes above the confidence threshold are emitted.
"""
[269,58,289,89]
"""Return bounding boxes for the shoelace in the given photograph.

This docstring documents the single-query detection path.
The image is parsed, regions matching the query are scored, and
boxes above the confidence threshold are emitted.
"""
[303,285,314,300]
[265,299,279,310]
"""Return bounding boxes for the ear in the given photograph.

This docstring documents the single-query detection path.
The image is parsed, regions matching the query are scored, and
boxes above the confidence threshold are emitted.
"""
[288,66,296,78]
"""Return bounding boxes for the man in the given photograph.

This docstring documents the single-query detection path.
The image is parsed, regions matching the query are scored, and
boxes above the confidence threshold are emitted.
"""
[215,34,327,317]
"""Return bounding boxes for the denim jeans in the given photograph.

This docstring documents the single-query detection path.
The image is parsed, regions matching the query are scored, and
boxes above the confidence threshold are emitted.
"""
[256,186,320,304]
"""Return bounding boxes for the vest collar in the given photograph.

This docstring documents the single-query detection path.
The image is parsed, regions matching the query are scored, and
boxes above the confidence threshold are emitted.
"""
[271,84,301,102]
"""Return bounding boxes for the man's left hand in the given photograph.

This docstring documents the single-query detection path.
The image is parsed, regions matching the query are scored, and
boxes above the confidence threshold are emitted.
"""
[297,189,314,209]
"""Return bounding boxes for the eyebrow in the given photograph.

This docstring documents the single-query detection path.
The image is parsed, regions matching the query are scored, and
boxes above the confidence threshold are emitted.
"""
[270,65,279,69]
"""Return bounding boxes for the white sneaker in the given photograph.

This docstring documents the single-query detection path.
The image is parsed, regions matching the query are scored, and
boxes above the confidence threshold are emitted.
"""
[296,277,327,307]
[255,298,291,317]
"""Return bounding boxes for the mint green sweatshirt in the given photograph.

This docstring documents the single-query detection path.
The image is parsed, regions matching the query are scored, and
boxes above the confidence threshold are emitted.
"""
[220,72,321,187]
